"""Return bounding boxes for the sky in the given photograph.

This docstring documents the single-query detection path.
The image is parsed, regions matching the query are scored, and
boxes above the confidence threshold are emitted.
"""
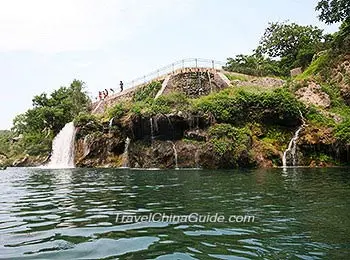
[0,0,339,129]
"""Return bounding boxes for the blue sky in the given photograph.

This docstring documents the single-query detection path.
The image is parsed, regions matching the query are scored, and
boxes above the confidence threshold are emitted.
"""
[0,0,339,129]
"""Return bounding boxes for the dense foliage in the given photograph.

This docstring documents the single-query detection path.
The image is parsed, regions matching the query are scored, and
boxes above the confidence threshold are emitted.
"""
[225,21,330,77]
[194,88,305,126]
[133,81,162,103]
[208,124,251,155]
[316,0,350,24]
[257,22,329,74]
[11,80,91,156]
[224,53,282,77]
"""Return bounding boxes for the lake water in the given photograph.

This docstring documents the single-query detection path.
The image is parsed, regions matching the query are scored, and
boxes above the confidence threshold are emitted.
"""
[0,167,349,259]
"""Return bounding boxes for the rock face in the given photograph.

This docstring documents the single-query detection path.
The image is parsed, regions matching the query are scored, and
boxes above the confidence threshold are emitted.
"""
[297,125,349,166]
[290,67,302,77]
[295,82,331,108]
[75,129,126,167]
[333,57,350,105]
[233,77,285,89]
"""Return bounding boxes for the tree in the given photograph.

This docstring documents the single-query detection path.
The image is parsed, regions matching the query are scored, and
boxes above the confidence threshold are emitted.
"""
[224,53,282,77]
[11,79,91,156]
[316,0,350,24]
[258,22,326,74]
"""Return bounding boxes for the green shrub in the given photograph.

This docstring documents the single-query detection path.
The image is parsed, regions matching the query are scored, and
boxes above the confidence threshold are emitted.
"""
[133,81,162,102]
[22,132,52,156]
[296,52,330,80]
[261,125,292,148]
[208,124,251,156]
[73,112,103,139]
[150,92,190,115]
[73,112,100,127]
[194,87,305,126]
[225,73,249,81]
[108,102,128,120]
[306,106,336,127]
[335,119,350,144]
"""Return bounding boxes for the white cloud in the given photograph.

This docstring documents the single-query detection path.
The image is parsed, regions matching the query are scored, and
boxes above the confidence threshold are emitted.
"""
[0,0,195,53]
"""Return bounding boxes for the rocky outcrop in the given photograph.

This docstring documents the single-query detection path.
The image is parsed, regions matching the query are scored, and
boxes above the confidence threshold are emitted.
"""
[332,56,350,105]
[297,125,349,166]
[295,81,331,108]
[233,77,285,89]
[290,67,302,77]
[75,130,126,167]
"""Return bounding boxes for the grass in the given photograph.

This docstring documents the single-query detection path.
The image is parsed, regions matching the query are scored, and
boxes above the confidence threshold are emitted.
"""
[295,52,330,81]
[225,72,249,81]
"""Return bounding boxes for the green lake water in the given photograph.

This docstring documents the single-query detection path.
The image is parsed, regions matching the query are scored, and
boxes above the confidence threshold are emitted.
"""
[0,167,349,259]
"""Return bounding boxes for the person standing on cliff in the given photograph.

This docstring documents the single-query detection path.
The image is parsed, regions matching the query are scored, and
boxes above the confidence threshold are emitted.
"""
[120,81,123,92]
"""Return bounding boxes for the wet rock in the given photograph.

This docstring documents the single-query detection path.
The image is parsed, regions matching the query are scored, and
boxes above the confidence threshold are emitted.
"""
[184,129,207,142]
[12,155,29,167]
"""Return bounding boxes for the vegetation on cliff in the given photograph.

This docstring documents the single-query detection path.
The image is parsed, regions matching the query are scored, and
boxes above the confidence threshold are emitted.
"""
[1,0,349,168]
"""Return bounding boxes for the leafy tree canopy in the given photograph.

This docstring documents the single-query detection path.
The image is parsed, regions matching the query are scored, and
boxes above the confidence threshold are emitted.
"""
[316,0,350,24]
[257,22,328,73]
[224,53,282,77]
[13,79,91,138]
[258,22,324,59]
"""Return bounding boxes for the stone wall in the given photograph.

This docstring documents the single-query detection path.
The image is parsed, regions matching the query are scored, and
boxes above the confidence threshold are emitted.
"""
[163,71,229,98]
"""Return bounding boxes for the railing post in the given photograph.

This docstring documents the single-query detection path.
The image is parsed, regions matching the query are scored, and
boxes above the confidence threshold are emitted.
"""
[195,58,198,68]
[172,63,174,73]
[182,59,184,69]
[144,76,146,83]
[212,60,214,69]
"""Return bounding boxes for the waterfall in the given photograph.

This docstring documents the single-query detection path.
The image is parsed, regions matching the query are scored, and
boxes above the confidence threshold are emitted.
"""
[122,137,131,168]
[109,117,114,128]
[46,122,76,168]
[195,149,200,169]
[83,135,90,157]
[150,118,154,141]
[282,112,306,167]
[168,141,179,169]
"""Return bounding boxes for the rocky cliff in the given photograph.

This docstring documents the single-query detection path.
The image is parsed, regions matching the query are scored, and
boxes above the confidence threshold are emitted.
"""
[72,67,349,169]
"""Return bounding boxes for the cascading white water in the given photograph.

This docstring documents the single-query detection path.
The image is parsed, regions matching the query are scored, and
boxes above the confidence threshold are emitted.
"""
[168,141,179,169]
[195,149,200,169]
[109,117,114,128]
[46,122,76,168]
[122,137,131,168]
[282,111,306,167]
[150,118,154,141]
[282,126,304,167]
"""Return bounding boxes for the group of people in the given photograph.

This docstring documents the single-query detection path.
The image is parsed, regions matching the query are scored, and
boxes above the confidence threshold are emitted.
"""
[97,81,124,101]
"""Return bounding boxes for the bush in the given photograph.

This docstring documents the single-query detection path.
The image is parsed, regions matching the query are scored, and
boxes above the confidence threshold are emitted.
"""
[306,106,336,127]
[73,112,100,127]
[296,52,330,80]
[133,81,162,102]
[150,92,190,115]
[129,92,191,116]
[335,120,350,144]
[108,102,129,120]
[208,123,252,165]
[73,112,103,139]
[22,132,52,156]
[194,87,305,126]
